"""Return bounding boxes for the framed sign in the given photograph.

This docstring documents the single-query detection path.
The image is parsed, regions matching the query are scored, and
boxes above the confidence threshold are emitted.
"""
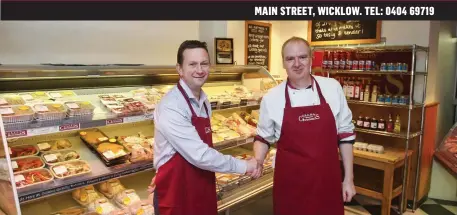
[245,21,271,71]
[215,38,234,65]
[307,20,381,46]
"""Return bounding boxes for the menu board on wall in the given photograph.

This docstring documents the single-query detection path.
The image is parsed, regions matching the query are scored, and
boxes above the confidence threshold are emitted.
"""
[307,20,381,46]
[245,21,271,72]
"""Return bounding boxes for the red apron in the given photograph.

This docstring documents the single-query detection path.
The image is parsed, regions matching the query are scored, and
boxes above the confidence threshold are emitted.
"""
[273,77,344,215]
[154,82,218,215]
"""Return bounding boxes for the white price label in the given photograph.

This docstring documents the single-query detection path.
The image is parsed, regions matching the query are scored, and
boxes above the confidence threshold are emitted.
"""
[103,150,115,159]
[44,154,58,162]
[37,142,51,150]
[115,150,126,157]
[34,105,49,112]
[14,174,25,183]
[0,107,14,115]
[66,103,80,109]
[53,165,68,175]
[21,94,33,101]
[247,101,258,106]
[11,161,18,169]
[50,92,62,98]
[246,137,254,143]
[0,98,8,105]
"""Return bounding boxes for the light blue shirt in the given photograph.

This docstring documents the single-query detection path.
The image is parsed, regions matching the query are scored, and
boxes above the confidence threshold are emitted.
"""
[153,79,247,174]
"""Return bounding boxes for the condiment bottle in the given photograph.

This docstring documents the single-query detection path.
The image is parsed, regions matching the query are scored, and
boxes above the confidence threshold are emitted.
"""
[363,85,370,102]
[370,85,378,103]
[370,118,378,130]
[354,79,361,100]
[356,115,364,128]
[378,118,386,131]
[394,114,401,133]
[322,51,329,69]
[386,114,394,132]
[363,116,371,129]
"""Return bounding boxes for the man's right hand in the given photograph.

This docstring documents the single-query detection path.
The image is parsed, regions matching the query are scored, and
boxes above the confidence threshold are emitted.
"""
[245,158,262,178]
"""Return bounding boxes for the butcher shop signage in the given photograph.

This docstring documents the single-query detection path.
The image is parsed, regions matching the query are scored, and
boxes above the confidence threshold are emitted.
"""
[298,113,320,122]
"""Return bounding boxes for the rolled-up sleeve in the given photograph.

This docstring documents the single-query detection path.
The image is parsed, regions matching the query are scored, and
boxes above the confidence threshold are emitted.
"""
[255,98,277,146]
[334,80,356,144]
[155,105,247,174]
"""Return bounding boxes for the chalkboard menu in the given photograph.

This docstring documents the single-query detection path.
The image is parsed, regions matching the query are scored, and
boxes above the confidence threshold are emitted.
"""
[307,20,381,46]
[245,21,271,71]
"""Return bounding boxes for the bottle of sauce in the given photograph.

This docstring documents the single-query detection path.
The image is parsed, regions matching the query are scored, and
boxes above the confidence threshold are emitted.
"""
[322,51,328,69]
[378,118,386,131]
[327,51,334,69]
[370,85,378,103]
[364,85,370,102]
[356,115,364,128]
[386,114,394,132]
[347,78,354,100]
[339,51,346,70]
[370,117,378,130]
[346,51,353,70]
[359,86,365,101]
[354,78,361,100]
[333,51,340,70]
[363,116,371,129]
[394,114,401,133]
[358,54,365,71]
[352,52,359,70]
[343,78,348,99]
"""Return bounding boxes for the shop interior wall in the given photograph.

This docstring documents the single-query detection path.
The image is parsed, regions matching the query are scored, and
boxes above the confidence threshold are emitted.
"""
[426,21,457,202]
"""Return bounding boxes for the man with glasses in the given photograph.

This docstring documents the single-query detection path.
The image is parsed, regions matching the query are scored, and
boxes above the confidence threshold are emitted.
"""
[150,40,259,215]
[251,37,356,215]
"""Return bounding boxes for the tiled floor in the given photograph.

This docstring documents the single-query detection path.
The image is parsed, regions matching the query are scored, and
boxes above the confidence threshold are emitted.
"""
[224,193,457,215]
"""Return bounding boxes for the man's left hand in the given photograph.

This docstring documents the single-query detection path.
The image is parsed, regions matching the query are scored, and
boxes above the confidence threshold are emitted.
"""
[342,179,356,202]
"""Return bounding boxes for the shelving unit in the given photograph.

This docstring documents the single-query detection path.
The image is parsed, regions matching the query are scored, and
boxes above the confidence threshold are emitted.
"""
[312,44,429,214]
[0,64,277,215]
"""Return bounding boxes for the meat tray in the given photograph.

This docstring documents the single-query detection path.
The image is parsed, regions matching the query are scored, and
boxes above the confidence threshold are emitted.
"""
[14,168,54,189]
[50,160,92,180]
[0,105,35,123]
[9,144,40,159]
[32,103,67,121]
[11,155,45,174]
[41,149,81,166]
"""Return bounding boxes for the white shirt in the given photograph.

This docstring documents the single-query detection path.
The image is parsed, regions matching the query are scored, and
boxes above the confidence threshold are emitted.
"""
[256,76,356,144]
[154,79,247,175]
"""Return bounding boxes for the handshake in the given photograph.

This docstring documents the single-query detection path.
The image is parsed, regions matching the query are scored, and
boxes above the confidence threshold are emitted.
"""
[245,158,264,179]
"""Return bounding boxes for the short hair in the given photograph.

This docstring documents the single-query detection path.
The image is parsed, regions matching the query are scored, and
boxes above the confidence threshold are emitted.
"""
[281,37,312,59]
[177,40,209,65]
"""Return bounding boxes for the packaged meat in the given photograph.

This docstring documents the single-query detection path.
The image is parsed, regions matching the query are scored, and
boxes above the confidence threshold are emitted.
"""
[41,150,80,165]
[0,94,25,106]
[129,145,153,163]
[87,197,117,215]
[18,92,50,103]
[129,201,155,215]
[97,179,126,199]
[10,144,39,158]
[37,139,72,151]
[72,185,102,206]
[47,90,78,100]
[65,101,96,116]
[50,207,87,215]
[14,168,53,189]
[33,103,67,121]
[0,105,34,123]
[11,156,45,173]
[99,95,118,106]
[80,130,109,146]
[51,160,91,179]
[212,133,224,144]
[117,133,154,151]
[113,189,141,208]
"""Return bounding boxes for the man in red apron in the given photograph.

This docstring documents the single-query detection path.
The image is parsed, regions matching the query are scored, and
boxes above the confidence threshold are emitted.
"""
[151,40,259,215]
[252,37,356,215]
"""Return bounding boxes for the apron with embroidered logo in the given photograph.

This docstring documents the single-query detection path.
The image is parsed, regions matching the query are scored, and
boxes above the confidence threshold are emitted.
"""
[273,77,344,215]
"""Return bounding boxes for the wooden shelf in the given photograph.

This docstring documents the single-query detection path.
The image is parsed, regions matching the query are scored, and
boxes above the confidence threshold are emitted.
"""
[347,100,423,109]
[312,68,427,76]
